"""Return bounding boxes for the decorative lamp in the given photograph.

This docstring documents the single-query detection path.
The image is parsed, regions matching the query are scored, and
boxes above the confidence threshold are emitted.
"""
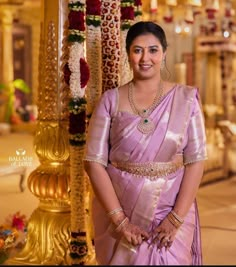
[163,5,173,23]
[150,0,158,14]
[186,0,202,6]
[205,0,219,19]
[166,0,177,7]
[184,5,194,24]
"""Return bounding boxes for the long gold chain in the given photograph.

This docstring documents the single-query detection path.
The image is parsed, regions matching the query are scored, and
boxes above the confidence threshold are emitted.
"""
[128,80,164,118]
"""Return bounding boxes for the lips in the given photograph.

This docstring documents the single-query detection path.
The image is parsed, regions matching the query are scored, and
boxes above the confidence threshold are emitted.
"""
[139,64,152,70]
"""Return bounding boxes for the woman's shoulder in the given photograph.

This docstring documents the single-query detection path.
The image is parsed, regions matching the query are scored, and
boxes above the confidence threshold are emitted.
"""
[174,83,199,97]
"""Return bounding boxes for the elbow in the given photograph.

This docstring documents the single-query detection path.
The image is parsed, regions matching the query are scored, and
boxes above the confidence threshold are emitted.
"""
[83,160,105,175]
[84,160,91,174]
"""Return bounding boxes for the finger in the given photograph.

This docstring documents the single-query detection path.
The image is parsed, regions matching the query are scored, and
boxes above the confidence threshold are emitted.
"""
[166,240,173,250]
[131,235,139,246]
[158,237,169,250]
[141,232,149,240]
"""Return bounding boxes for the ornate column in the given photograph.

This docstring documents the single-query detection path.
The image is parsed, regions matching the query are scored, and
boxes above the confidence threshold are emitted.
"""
[6,0,72,265]
[0,1,22,122]
[0,1,21,83]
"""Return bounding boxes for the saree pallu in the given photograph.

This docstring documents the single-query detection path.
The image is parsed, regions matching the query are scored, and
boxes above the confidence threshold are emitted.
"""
[85,84,208,265]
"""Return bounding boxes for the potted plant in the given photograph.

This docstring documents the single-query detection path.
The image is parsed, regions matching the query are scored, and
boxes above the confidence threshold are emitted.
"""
[0,79,31,123]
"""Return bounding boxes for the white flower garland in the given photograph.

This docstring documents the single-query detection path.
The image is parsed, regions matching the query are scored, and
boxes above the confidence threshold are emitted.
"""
[68,43,85,98]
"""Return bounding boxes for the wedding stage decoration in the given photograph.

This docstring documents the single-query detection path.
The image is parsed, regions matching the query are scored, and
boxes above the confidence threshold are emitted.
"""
[66,0,90,264]
[0,212,27,264]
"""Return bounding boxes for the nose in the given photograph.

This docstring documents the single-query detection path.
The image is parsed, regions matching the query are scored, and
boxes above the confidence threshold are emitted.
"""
[140,48,149,61]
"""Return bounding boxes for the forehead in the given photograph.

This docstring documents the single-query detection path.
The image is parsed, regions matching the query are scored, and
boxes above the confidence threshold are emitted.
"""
[131,33,161,47]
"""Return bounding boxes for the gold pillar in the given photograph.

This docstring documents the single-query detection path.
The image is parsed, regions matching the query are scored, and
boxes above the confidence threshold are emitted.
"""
[6,0,72,265]
[0,2,21,83]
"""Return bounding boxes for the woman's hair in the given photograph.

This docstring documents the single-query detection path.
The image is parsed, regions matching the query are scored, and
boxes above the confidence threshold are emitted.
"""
[125,21,168,54]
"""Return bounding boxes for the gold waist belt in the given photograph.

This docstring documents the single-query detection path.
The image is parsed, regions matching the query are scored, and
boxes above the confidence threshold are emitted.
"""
[111,159,184,179]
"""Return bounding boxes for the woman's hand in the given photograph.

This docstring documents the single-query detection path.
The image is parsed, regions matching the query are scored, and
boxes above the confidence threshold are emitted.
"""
[110,216,149,246]
[150,216,178,250]
[119,220,150,246]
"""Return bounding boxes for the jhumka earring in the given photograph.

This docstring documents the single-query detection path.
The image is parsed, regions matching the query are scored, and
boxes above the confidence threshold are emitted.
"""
[161,58,165,70]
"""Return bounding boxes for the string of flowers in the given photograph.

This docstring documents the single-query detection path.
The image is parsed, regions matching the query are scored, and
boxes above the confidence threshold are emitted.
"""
[134,0,142,21]
[101,0,121,92]
[85,0,102,117]
[120,0,135,85]
[65,0,90,265]
[84,0,102,259]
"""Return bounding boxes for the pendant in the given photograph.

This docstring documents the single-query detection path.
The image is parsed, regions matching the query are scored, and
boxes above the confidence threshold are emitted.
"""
[137,117,155,134]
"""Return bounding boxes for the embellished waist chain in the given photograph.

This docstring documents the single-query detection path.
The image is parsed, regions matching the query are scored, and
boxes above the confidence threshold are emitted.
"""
[111,159,184,180]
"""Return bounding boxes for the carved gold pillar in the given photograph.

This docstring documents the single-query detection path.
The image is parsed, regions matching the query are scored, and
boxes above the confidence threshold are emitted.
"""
[6,0,72,265]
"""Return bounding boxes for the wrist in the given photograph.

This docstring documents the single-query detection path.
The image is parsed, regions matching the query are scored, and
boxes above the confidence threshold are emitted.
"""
[167,210,184,229]
[107,207,126,226]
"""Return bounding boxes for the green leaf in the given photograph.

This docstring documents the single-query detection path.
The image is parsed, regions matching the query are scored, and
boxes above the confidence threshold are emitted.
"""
[12,79,31,94]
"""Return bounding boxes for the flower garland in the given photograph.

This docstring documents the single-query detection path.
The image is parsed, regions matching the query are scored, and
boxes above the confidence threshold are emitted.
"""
[101,0,121,92]
[134,0,142,21]
[65,0,90,265]
[85,0,102,116]
[120,0,135,85]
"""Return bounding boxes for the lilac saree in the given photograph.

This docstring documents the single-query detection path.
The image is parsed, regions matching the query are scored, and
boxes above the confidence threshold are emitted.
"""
[84,84,208,265]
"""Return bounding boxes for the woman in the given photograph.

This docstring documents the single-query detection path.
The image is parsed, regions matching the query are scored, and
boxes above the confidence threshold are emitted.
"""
[84,21,207,265]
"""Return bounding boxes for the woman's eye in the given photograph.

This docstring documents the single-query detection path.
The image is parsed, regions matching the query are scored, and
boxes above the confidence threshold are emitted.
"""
[134,48,142,54]
[150,48,158,53]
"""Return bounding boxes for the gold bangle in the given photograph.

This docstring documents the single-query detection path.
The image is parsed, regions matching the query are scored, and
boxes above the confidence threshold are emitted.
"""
[115,217,129,232]
[170,210,184,224]
[107,207,123,217]
[167,213,182,229]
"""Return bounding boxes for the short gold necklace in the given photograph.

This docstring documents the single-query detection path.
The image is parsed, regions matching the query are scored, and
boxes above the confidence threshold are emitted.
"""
[128,80,164,134]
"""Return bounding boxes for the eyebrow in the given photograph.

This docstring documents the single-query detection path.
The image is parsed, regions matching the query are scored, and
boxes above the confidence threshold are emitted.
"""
[133,45,159,49]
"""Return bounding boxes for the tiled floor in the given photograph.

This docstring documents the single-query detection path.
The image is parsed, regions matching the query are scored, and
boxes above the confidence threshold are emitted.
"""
[197,177,236,265]
[0,132,236,265]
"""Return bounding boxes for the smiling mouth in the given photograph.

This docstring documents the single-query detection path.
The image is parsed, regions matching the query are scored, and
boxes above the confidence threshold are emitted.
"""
[139,64,152,70]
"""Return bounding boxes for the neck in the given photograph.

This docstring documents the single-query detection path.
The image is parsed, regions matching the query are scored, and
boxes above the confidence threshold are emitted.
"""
[132,78,163,93]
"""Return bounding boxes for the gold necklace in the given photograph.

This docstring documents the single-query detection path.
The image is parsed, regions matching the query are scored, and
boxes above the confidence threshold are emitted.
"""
[128,80,164,134]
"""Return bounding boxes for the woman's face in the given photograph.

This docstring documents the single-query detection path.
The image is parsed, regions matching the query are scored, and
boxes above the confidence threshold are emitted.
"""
[128,33,166,80]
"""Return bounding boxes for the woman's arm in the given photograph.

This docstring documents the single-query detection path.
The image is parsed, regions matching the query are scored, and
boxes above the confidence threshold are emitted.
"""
[84,161,122,215]
[84,160,150,245]
[173,160,204,218]
[151,160,205,250]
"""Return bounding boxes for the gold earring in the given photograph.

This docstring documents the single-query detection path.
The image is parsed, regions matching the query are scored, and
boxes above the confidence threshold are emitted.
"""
[161,59,165,70]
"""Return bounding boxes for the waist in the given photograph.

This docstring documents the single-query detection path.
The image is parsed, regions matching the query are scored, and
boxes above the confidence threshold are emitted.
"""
[111,158,184,179]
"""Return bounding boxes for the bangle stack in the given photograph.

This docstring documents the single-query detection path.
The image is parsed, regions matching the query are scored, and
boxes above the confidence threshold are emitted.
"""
[167,210,184,229]
[107,207,123,217]
[115,217,129,233]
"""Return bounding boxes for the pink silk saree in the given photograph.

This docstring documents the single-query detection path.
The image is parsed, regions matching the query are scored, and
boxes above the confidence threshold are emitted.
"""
[84,84,208,265]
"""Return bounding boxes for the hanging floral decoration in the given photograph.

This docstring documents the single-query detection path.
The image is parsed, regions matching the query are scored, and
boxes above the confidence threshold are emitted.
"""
[120,0,135,85]
[101,0,121,92]
[65,0,90,265]
[66,1,90,146]
[86,0,101,27]
[121,0,135,30]
[85,0,102,116]
[134,0,142,19]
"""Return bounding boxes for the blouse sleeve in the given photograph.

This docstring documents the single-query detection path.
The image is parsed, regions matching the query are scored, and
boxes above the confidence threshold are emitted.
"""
[84,89,116,167]
[183,90,208,165]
